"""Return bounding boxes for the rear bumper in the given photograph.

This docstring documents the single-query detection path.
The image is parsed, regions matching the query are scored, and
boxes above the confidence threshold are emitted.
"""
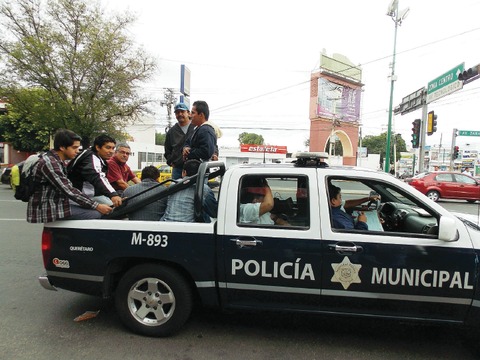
[38,274,57,291]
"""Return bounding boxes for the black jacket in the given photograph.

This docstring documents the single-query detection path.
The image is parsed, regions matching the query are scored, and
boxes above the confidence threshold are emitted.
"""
[184,123,217,161]
[67,149,119,198]
[164,123,195,168]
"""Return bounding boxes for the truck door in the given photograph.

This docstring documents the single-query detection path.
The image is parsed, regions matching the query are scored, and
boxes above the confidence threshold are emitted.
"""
[319,176,476,322]
[217,170,323,311]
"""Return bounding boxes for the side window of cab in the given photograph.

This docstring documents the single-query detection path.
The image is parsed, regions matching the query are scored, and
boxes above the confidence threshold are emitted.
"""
[328,177,440,237]
[237,175,310,228]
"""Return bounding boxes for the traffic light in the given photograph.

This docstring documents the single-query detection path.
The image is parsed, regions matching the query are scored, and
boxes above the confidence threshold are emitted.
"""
[452,146,460,160]
[411,119,421,148]
[458,65,479,81]
[427,111,437,136]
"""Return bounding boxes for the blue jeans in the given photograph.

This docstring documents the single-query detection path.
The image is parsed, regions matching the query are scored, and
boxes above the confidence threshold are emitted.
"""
[172,166,183,180]
[67,204,102,220]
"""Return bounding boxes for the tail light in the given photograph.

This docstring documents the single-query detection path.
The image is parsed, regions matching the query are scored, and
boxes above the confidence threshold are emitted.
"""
[41,228,52,269]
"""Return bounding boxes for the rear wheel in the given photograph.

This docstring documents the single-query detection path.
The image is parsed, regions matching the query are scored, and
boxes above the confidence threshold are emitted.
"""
[115,263,193,337]
[426,190,440,202]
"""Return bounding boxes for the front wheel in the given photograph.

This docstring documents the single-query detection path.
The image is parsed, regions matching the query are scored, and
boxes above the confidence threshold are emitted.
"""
[426,190,440,202]
[115,263,193,337]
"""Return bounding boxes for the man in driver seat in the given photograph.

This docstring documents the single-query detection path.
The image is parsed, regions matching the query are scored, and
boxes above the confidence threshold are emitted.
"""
[328,184,380,230]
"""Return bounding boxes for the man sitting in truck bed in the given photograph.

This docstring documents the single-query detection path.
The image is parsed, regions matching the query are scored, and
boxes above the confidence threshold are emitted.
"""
[161,159,218,222]
[122,165,167,221]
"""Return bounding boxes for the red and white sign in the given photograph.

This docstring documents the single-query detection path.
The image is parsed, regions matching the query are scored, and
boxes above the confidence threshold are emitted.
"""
[240,144,287,154]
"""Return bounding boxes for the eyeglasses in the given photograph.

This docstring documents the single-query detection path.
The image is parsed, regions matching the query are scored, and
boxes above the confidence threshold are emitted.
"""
[118,150,131,156]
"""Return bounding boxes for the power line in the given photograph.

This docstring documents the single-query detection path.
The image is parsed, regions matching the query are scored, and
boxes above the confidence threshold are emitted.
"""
[203,27,480,114]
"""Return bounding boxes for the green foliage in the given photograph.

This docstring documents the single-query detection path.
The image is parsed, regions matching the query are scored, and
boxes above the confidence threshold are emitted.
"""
[238,132,264,145]
[0,87,54,151]
[362,132,407,165]
[155,132,166,146]
[326,138,343,156]
[0,0,156,149]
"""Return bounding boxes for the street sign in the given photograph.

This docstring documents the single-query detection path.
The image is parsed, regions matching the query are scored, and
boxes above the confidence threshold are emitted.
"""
[458,130,480,136]
[395,87,425,115]
[426,63,464,104]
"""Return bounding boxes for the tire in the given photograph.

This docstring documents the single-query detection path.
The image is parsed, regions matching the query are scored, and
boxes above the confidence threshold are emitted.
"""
[115,263,193,337]
[426,190,440,202]
[467,200,476,204]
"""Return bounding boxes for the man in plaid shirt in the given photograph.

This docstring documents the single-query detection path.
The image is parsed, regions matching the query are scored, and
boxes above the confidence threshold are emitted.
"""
[27,129,113,223]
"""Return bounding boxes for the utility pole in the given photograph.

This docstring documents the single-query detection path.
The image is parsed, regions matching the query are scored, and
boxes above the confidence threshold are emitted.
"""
[450,128,458,171]
[418,104,428,172]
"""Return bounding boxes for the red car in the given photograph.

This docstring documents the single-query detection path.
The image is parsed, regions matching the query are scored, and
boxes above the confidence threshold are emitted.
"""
[406,171,480,203]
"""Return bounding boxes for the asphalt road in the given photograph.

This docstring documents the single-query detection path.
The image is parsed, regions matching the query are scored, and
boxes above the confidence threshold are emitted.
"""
[1,183,480,359]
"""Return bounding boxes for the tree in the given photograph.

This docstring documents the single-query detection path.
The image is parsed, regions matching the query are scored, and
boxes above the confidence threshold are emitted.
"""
[238,132,264,145]
[362,132,407,166]
[0,87,56,152]
[155,132,166,146]
[0,0,156,148]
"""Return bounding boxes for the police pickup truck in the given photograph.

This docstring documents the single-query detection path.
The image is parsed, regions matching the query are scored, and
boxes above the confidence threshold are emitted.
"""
[39,153,480,337]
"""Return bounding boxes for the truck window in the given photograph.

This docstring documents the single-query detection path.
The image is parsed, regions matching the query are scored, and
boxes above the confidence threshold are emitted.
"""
[237,175,309,228]
[328,177,439,237]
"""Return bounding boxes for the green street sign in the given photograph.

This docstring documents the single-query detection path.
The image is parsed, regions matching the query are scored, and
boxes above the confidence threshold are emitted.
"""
[458,130,480,136]
[426,63,464,104]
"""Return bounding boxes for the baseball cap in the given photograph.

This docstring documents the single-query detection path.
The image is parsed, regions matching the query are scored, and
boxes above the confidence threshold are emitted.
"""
[245,187,266,196]
[174,103,189,112]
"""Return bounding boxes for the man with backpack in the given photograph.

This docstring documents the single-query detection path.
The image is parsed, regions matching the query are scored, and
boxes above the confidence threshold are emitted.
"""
[26,129,113,223]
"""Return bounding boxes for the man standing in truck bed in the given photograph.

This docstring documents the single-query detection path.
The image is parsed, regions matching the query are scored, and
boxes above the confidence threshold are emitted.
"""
[182,100,217,163]
[164,102,195,180]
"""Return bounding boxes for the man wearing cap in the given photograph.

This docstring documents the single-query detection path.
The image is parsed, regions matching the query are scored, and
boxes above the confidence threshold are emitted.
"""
[239,178,288,225]
[165,102,195,180]
[182,100,217,163]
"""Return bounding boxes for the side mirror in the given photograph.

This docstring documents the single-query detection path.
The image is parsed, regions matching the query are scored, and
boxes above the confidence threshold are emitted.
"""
[438,216,458,242]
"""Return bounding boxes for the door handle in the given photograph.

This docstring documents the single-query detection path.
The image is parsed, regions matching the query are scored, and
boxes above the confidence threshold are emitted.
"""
[329,243,363,254]
[230,239,263,248]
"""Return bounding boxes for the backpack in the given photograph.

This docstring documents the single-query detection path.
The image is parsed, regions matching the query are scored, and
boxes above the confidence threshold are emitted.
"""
[14,154,41,202]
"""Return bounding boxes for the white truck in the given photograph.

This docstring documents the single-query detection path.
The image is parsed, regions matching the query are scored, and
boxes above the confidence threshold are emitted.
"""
[38,154,480,337]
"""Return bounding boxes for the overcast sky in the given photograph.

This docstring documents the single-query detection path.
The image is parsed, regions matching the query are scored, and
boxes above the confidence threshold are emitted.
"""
[102,0,480,153]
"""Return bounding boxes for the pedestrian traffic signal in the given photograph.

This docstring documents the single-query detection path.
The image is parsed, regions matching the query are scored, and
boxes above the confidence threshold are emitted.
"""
[411,119,421,148]
[458,65,479,81]
[427,111,437,136]
[452,146,460,160]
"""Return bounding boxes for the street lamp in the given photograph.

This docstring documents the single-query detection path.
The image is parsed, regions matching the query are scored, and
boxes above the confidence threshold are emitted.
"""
[385,0,409,173]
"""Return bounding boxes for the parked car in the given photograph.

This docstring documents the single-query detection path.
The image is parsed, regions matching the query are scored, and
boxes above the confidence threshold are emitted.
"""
[1,165,13,186]
[405,171,480,202]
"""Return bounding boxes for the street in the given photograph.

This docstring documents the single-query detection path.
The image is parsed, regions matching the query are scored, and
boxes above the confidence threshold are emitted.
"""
[1,183,479,359]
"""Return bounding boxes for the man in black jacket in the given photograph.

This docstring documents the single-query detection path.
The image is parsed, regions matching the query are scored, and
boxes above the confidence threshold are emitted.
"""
[68,134,122,207]
[164,102,195,180]
[182,100,217,163]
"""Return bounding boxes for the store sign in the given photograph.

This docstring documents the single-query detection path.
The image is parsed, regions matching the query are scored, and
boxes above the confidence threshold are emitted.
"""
[240,145,287,154]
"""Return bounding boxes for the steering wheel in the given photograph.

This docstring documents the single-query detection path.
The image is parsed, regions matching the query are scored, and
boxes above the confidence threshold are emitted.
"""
[367,198,381,211]
[366,191,381,211]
